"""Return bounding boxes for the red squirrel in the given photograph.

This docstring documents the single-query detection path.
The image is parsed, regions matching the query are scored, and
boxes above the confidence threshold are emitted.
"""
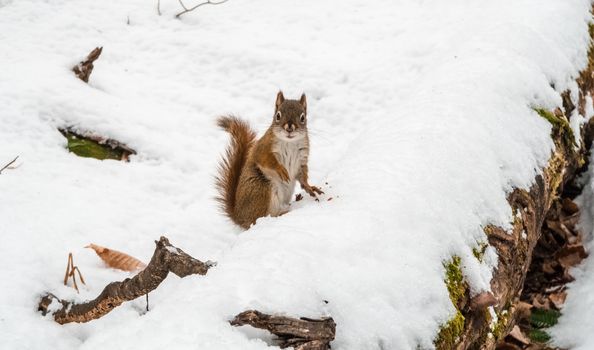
[216,91,323,229]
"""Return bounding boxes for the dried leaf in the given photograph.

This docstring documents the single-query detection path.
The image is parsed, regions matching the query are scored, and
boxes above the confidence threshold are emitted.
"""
[548,291,567,309]
[561,197,579,215]
[541,260,557,274]
[509,325,530,345]
[86,243,146,272]
[516,301,533,321]
[546,220,572,240]
[556,244,587,269]
[531,294,550,309]
[496,342,522,350]
[561,211,580,228]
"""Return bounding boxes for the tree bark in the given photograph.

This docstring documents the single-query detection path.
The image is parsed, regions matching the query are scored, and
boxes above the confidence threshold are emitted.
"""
[230,310,336,350]
[446,9,594,350]
[38,236,213,324]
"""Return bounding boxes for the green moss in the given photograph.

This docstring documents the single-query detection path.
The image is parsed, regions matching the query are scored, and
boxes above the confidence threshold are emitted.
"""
[490,309,509,340]
[472,242,488,263]
[533,107,576,147]
[444,256,466,306]
[61,130,125,160]
[434,257,467,349]
[435,311,465,350]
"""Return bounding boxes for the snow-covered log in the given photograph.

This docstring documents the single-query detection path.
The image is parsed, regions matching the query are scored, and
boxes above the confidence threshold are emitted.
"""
[446,15,594,350]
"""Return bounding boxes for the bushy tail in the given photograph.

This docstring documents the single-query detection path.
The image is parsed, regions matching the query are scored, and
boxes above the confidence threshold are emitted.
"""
[215,116,256,221]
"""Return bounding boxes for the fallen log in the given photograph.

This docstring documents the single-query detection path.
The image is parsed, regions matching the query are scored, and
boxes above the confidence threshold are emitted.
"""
[230,310,335,350]
[441,9,594,350]
[38,236,213,324]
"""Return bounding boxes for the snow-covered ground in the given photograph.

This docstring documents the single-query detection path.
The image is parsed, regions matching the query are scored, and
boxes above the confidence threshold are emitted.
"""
[0,0,592,349]
[552,152,594,350]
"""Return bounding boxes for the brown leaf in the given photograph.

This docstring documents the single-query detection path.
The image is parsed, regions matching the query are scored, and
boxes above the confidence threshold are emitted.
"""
[549,291,567,309]
[509,325,530,345]
[532,294,550,309]
[561,198,579,215]
[556,244,588,269]
[546,220,572,240]
[542,260,557,274]
[86,243,146,272]
[515,301,533,321]
[497,342,522,350]
[561,211,580,229]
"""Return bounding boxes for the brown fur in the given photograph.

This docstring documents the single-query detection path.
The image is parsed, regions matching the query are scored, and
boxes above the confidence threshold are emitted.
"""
[216,92,323,229]
[215,116,257,222]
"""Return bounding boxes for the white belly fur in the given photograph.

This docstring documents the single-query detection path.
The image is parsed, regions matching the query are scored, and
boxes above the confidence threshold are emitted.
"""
[269,138,306,216]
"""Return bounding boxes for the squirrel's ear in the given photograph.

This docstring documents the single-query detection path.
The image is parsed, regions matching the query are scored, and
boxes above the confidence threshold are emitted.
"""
[275,91,285,109]
[299,93,307,112]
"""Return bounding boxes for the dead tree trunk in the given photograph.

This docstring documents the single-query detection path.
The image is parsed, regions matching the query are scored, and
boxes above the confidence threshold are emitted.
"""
[38,236,213,324]
[444,9,594,350]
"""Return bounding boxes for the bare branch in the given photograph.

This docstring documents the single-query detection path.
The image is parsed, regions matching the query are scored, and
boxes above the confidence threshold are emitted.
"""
[0,156,19,175]
[38,236,214,324]
[230,310,335,349]
[178,0,189,11]
[63,253,86,293]
[175,0,229,18]
[157,0,161,15]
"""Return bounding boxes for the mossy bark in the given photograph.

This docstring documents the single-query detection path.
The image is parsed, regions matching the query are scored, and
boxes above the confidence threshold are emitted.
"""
[435,9,594,350]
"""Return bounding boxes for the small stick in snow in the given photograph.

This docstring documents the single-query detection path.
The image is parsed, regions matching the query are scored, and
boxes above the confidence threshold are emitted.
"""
[39,236,214,324]
[0,155,19,174]
[175,0,229,19]
[72,47,103,83]
[230,310,336,350]
[63,253,86,293]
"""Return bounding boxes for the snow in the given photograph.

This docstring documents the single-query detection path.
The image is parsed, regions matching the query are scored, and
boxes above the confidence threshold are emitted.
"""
[0,0,592,349]
[551,150,594,350]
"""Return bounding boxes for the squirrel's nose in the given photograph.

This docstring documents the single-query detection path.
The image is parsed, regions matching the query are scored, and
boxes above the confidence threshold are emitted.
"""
[284,122,295,132]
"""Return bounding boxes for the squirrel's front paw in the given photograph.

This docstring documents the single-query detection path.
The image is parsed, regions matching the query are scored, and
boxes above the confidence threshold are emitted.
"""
[277,167,290,182]
[304,185,324,197]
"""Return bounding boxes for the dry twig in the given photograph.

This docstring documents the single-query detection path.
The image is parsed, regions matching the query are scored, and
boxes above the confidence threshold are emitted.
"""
[175,0,229,18]
[230,310,336,350]
[0,156,19,174]
[63,253,86,293]
[39,236,214,324]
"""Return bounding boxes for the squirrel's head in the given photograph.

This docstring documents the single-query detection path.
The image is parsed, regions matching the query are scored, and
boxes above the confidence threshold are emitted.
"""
[272,91,307,142]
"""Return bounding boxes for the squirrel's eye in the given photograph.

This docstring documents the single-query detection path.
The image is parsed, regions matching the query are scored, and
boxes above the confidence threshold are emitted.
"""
[299,113,306,124]
[275,111,281,122]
